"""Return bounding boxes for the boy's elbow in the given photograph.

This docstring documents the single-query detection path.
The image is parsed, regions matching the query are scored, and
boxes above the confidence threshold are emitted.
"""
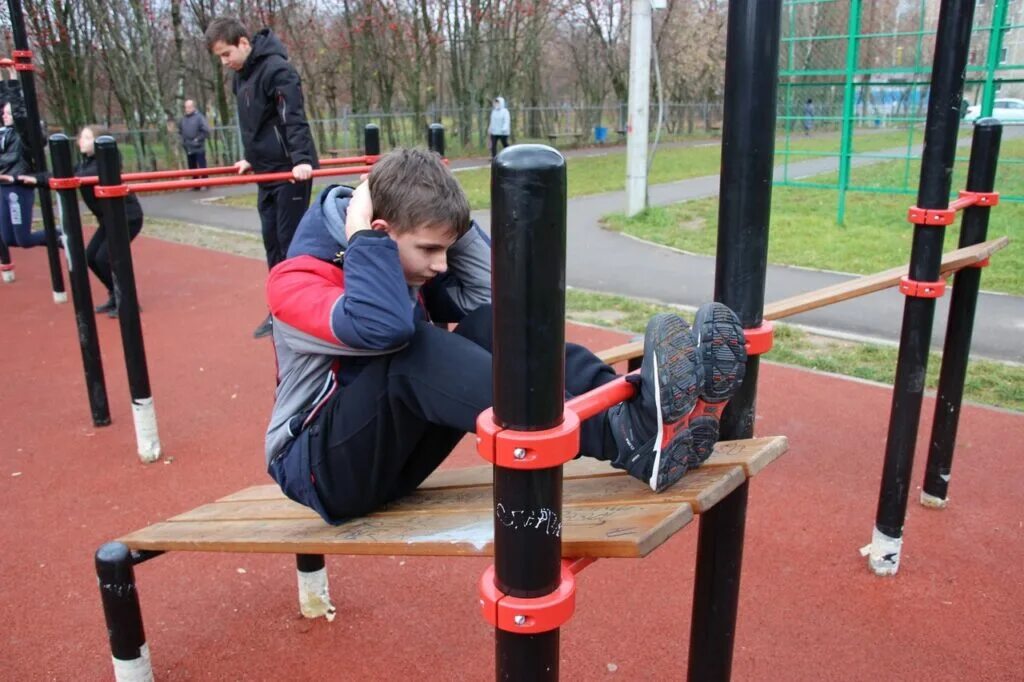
[332,304,416,351]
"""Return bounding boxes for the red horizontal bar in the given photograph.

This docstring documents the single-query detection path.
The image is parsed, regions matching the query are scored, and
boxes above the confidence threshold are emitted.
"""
[948,195,976,212]
[77,155,380,187]
[111,165,374,194]
[565,373,637,422]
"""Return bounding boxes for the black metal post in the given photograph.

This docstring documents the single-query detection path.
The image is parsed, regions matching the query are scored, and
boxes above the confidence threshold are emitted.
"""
[871,0,976,576]
[689,1,783,680]
[364,124,380,156]
[0,232,11,281]
[427,123,446,157]
[921,119,1002,508]
[96,136,162,462]
[7,0,65,301]
[491,145,567,681]
[49,134,111,427]
[96,542,153,680]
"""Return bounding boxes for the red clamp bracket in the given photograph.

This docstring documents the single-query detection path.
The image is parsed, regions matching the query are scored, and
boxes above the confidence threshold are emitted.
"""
[743,321,774,356]
[476,408,580,469]
[899,276,946,299]
[94,184,131,198]
[907,206,955,226]
[958,190,999,207]
[479,564,576,634]
[970,257,991,269]
[12,50,33,59]
[49,177,81,190]
[13,63,34,72]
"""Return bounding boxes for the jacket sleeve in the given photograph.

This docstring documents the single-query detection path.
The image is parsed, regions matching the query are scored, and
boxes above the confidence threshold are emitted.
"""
[267,62,318,168]
[267,233,415,352]
[422,221,491,323]
[198,114,210,143]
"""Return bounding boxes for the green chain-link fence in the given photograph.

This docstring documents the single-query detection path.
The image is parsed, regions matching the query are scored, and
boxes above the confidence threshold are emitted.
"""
[778,0,1024,223]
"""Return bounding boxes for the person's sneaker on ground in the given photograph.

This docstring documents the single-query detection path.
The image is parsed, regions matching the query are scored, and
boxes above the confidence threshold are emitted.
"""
[253,314,273,339]
[94,298,116,315]
[609,313,703,492]
[685,302,747,464]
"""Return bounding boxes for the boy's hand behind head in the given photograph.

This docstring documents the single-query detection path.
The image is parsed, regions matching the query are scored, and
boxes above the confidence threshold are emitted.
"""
[345,181,373,242]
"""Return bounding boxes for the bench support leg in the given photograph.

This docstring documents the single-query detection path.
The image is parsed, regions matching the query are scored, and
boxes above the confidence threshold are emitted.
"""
[687,481,748,682]
[96,542,154,682]
[296,554,335,621]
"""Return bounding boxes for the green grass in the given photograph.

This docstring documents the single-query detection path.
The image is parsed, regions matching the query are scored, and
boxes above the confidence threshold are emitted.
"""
[216,129,914,211]
[565,289,1024,412]
[604,136,1024,296]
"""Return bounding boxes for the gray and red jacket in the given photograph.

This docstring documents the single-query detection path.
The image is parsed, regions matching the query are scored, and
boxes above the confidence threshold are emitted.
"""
[264,185,491,464]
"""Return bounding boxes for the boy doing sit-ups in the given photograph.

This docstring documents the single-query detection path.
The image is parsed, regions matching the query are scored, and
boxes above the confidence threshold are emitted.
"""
[265,148,747,523]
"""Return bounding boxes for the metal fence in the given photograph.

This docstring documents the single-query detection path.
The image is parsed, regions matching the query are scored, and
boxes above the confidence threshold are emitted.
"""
[106,101,726,173]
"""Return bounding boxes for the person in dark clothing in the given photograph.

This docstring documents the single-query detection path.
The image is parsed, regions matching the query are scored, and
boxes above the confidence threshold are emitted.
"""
[0,62,44,250]
[179,99,211,188]
[206,17,319,339]
[20,124,144,316]
[264,148,748,524]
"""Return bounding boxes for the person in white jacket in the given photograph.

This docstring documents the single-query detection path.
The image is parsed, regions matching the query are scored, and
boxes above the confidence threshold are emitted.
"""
[488,96,511,159]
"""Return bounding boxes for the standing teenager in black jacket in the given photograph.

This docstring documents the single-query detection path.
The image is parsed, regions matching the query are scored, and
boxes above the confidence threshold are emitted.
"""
[206,17,319,338]
[0,62,44,250]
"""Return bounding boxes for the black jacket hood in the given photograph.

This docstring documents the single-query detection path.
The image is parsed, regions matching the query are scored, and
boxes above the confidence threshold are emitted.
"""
[240,29,289,79]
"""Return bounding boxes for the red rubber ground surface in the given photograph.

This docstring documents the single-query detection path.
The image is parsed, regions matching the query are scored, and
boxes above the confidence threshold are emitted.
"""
[1,238,1021,680]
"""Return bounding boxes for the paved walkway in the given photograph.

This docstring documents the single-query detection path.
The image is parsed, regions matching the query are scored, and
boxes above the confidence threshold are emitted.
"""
[138,140,1024,363]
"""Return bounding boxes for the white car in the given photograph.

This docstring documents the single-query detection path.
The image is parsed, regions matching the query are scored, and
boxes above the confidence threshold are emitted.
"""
[964,97,1024,123]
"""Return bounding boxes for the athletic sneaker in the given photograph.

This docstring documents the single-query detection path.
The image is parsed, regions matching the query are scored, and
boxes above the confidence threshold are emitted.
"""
[608,314,703,492]
[95,298,116,315]
[253,314,273,339]
[684,302,747,464]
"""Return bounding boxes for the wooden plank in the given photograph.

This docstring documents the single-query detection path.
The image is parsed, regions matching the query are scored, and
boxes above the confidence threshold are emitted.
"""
[171,465,742,525]
[120,502,694,559]
[591,237,1010,364]
[763,237,1008,321]
[699,436,789,478]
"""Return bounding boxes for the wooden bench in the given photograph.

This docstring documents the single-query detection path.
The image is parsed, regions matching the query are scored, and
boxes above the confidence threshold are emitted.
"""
[546,131,584,146]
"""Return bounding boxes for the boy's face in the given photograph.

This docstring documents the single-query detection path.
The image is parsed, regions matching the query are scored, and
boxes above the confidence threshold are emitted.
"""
[210,38,251,72]
[383,223,457,287]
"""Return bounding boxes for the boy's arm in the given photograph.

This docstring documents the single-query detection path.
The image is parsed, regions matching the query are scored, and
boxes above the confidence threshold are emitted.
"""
[268,233,416,354]
[268,63,318,167]
[422,221,491,323]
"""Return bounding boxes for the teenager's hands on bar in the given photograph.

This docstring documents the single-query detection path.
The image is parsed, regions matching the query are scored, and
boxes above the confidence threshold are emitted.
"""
[16,175,36,186]
[291,163,312,182]
[233,159,251,174]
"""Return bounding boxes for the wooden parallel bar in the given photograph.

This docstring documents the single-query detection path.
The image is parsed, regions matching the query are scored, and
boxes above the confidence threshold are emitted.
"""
[593,237,1009,365]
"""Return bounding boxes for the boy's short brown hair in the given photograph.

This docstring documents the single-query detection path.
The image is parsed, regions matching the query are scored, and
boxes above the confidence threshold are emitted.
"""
[205,17,249,50]
[368,148,471,238]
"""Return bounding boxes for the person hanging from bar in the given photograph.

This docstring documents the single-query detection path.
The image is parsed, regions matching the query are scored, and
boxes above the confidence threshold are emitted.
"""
[0,60,44,251]
[206,16,319,339]
[263,147,748,524]
[20,125,145,317]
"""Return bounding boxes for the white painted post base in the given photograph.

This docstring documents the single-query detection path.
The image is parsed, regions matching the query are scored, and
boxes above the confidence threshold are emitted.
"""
[131,398,162,463]
[53,290,68,303]
[920,490,949,509]
[1,269,14,283]
[860,526,903,576]
[112,643,154,682]
[297,567,336,621]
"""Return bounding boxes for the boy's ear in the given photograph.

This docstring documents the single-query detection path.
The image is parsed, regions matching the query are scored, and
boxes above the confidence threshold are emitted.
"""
[370,219,393,236]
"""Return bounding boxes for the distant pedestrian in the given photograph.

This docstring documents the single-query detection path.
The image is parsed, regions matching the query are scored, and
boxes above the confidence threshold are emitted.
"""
[179,99,211,190]
[488,97,510,159]
[803,98,814,136]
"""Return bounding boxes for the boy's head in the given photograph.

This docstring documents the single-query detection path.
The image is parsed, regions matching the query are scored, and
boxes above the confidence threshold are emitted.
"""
[366,148,471,286]
[206,17,252,72]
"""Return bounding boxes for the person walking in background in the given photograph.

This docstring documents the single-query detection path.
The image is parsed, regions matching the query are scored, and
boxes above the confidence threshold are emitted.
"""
[179,99,210,189]
[488,97,510,159]
[0,61,44,250]
[206,16,319,339]
[803,98,814,136]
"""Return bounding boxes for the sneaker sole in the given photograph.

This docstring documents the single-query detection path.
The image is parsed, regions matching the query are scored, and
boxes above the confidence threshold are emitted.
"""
[646,314,702,491]
[693,302,747,402]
